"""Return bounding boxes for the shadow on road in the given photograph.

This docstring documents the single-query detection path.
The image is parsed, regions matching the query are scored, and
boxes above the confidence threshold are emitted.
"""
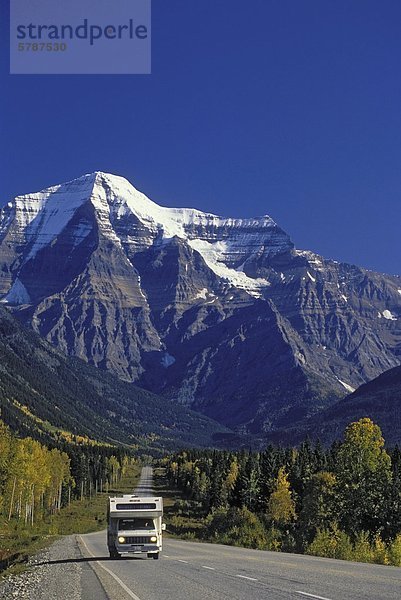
[32,556,146,567]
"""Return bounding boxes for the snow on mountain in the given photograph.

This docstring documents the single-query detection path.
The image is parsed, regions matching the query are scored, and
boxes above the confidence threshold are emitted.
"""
[93,172,280,239]
[95,172,292,294]
[0,171,292,297]
[336,377,356,394]
[3,278,31,305]
[12,174,95,261]
[188,238,269,297]
[382,309,398,321]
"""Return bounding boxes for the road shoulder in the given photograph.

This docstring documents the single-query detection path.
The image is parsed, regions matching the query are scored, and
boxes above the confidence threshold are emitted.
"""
[0,535,107,600]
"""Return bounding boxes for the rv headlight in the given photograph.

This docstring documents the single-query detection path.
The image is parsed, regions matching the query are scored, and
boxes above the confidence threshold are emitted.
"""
[150,536,157,543]
[118,536,126,544]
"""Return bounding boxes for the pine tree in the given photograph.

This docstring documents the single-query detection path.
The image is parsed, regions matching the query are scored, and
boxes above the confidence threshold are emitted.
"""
[298,471,337,547]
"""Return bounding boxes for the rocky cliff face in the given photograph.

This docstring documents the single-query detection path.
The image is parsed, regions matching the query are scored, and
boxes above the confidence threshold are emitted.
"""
[1,172,400,433]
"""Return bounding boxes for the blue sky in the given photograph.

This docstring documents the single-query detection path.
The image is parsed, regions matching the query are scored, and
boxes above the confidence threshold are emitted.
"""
[1,0,400,275]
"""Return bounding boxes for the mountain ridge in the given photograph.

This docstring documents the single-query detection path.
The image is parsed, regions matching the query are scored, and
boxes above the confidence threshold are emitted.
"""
[0,172,400,435]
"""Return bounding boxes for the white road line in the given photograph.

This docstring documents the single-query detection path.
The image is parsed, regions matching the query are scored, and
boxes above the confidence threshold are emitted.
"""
[163,554,170,557]
[178,559,189,563]
[296,592,333,600]
[95,562,143,600]
[79,536,142,600]
[202,566,215,570]
[236,575,258,581]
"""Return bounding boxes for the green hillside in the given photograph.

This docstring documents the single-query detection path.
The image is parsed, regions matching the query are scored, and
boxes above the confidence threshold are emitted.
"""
[269,364,401,447]
[0,305,229,453]
[308,364,401,446]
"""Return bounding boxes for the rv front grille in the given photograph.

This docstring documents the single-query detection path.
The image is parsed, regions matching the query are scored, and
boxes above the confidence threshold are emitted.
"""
[116,503,156,510]
[125,536,152,544]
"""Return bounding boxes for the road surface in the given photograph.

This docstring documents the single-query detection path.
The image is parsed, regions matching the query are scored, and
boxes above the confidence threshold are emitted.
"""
[134,465,154,496]
[79,466,401,600]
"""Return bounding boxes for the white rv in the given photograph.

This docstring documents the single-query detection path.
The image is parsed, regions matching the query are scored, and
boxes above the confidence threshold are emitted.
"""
[107,495,165,559]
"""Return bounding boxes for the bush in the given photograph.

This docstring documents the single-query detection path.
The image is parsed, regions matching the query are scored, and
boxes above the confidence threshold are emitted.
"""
[306,524,353,561]
[353,531,374,563]
[306,528,394,565]
[306,529,337,558]
[334,529,354,561]
[181,531,196,540]
[373,535,389,565]
[265,527,282,551]
[206,507,268,550]
[389,534,401,567]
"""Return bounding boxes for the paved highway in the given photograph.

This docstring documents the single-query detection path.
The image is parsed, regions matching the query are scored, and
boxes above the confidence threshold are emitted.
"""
[134,465,154,496]
[79,467,401,600]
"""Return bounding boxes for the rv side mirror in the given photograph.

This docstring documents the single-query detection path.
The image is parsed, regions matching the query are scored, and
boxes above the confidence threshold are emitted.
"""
[161,523,166,531]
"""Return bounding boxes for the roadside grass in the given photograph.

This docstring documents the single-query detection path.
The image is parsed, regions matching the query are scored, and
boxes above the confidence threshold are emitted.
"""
[0,463,141,579]
[154,467,206,541]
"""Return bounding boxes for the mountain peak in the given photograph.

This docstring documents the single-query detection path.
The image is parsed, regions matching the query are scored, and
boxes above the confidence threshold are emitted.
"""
[1,172,294,298]
[92,170,131,186]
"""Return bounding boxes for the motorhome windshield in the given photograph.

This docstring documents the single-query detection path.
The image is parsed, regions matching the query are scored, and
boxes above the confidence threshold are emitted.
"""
[119,518,154,530]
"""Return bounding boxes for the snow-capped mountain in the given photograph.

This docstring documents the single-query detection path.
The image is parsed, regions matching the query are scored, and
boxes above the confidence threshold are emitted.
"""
[0,172,291,301]
[1,172,400,434]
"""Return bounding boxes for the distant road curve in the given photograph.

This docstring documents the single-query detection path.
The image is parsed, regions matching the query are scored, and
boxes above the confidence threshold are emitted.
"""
[79,467,401,600]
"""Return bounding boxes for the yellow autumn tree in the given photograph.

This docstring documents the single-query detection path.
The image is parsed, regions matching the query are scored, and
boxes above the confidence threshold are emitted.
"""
[335,418,392,536]
[0,420,14,514]
[46,449,73,513]
[213,457,238,507]
[268,467,296,525]
[6,438,51,524]
[225,458,239,492]
[106,456,121,485]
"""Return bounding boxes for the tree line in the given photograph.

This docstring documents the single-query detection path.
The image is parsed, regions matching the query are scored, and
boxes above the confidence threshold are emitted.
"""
[162,418,401,566]
[0,418,129,527]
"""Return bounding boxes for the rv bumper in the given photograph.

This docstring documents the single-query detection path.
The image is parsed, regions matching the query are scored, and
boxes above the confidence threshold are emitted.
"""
[116,544,160,554]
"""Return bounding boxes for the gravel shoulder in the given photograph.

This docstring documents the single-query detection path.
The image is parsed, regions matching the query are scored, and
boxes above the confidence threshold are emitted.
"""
[0,535,108,600]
